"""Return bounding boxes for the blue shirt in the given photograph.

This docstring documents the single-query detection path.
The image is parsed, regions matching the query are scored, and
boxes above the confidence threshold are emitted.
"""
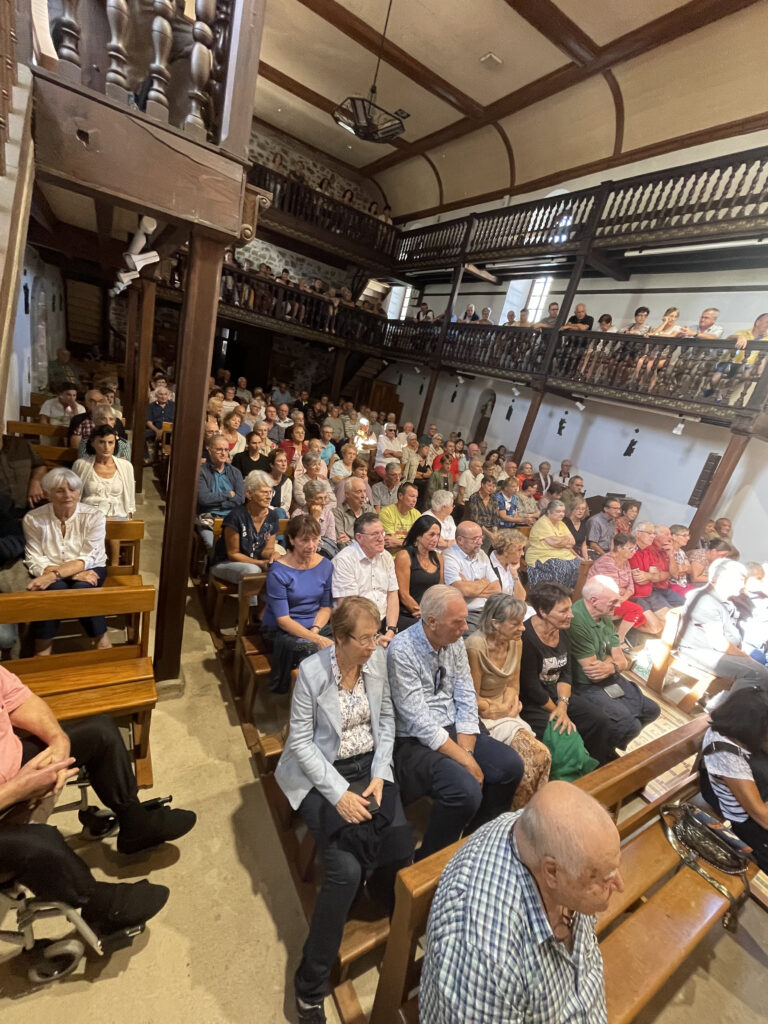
[320,441,335,464]
[262,558,333,629]
[386,621,479,750]
[197,462,245,515]
[145,400,175,431]
[496,490,518,527]
[421,813,607,1024]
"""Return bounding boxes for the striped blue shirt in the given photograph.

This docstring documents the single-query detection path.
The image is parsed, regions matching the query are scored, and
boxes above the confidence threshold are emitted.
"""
[420,813,607,1023]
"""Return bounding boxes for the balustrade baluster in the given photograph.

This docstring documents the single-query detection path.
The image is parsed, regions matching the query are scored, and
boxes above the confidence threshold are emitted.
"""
[54,0,82,82]
[104,0,130,102]
[185,0,215,140]
[146,0,174,121]
[208,0,233,139]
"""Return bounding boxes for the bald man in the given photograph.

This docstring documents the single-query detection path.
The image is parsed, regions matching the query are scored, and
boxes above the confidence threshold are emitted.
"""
[421,782,623,1023]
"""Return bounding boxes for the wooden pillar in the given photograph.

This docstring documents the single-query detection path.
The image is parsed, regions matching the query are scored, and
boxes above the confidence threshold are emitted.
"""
[688,431,750,546]
[512,388,545,464]
[416,369,441,438]
[130,279,157,493]
[154,230,224,681]
[539,253,587,374]
[331,347,347,401]
[122,287,139,425]
[416,253,468,436]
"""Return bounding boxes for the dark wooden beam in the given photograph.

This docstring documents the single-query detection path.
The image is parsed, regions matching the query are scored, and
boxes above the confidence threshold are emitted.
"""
[421,153,444,207]
[216,0,266,161]
[506,0,599,65]
[464,263,499,285]
[512,387,545,464]
[490,123,515,189]
[331,348,347,401]
[688,432,750,545]
[603,71,624,157]
[123,288,139,426]
[154,230,225,681]
[296,0,486,121]
[585,248,630,282]
[129,280,157,494]
[30,185,58,235]
[95,200,114,255]
[27,219,126,269]
[153,223,190,259]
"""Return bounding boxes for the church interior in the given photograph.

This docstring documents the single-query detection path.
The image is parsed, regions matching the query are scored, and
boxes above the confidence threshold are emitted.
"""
[2,1,768,1022]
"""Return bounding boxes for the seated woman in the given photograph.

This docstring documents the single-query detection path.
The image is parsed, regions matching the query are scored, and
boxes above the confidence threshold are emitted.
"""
[427,489,456,550]
[516,478,541,521]
[329,442,356,484]
[519,582,608,772]
[496,474,535,529]
[564,498,590,560]
[588,533,661,643]
[426,455,453,504]
[699,686,768,872]
[221,409,246,455]
[525,499,580,590]
[232,430,268,478]
[76,406,130,459]
[23,468,111,656]
[413,443,433,508]
[261,515,333,693]
[210,470,278,602]
[275,596,414,1020]
[279,423,309,472]
[466,594,551,808]
[292,479,337,559]
[73,424,136,521]
[266,448,292,518]
[293,452,334,510]
[615,499,640,536]
[394,516,443,630]
[488,530,527,601]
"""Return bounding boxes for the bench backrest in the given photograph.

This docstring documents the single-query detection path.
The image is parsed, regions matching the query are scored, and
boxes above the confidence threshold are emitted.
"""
[237,574,267,636]
[31,443,78,468]
[105,519,144,574]
[6,420,69,444]
[646,607,684,692]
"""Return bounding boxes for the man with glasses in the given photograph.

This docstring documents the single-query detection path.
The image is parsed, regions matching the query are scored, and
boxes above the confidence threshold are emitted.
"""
[443,522,501,632]
[629,521,681,615]
[569,576,660,758]
[586,498,622,557]
[371,462,402,512]
[387,585,523,860]
[374,423,403,479]
[331,512,399,647]
[196,433,245,551]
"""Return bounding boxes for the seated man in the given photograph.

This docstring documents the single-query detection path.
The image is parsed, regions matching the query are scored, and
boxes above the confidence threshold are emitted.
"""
[707,312,768,397]
[333,476,374,549]
[388,585,523,861]
[47,347,82,393]
[379,481,421,550]
[629,520,681,615]
[588,534,662,643]
[371,461,402,512]
[0,666,195,937]
[39,385,85,427]
[67,389,107,447]
[197,433,245,550]
[443,522,501,632]
[560,474,585,514]
[586,497,621,557]
[677,559,768,690]
[331,511,399,646]
[145,386,176,449]
[568,576,660,757]
[561,302,593,331]
[420,782,621,1024]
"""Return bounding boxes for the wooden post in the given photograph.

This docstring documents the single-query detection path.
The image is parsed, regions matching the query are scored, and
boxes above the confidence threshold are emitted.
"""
[154,229,224,681]
[122,288,138,424]
[688,431,750,546]
[416,369,441,439]
[513,387,545,464]
[130,279,157,493]
[331,347,347,401]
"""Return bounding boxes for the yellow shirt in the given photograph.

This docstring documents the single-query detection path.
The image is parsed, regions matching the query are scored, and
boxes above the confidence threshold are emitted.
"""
[379,504,421,538]
[525,516,577,566]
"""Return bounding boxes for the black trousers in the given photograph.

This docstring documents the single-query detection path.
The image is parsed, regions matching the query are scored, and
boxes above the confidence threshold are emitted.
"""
[0,716,140,905]
[700,767,768,873]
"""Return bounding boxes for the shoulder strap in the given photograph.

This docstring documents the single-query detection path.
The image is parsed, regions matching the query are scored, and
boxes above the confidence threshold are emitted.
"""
[701,740,745,758]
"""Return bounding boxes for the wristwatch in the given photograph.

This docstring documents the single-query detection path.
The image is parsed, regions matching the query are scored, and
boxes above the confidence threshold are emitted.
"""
[556,696,570,705]
[386,625,399,634]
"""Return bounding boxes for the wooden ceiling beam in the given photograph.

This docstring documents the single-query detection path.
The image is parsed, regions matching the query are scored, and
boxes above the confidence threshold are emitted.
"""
[464,263,499,285]
[296,0,485,121]
[361,0,761,176]
[585,249,630,282]
[30,184,59,235]
[27,219,126,268]
[94,199,114,255]
[506,0,599,65]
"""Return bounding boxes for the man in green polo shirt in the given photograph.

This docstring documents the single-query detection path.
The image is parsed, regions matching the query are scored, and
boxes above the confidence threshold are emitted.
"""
[569,575,660,758]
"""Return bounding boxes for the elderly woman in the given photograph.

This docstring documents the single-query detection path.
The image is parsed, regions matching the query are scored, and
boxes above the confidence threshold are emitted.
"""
[266,448,292,518]
[293,452,333,509]
[76,406,130,459]
[210,470,279,602]
[329,442,356,484]
[23,468,110,656]
[394,515,443,629]
[292,479,337,559]
[516,478,540,521]
[588,533,661,643]
[261,515,334,693]
[488,530,528,601]
[400,433,421,483]
[275,596,413,1019]
[615,499,640,536]
[496,474,535,529]
[525,500,580,589]
[466,594,551,808]
[73,424,135,522]
[221,409,246,455]
[428,489,456,550]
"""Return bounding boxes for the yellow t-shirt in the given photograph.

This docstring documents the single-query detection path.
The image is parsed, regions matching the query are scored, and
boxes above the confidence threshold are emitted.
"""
[729,328,767,366]
[379,504,421,538]
[525,516,577,566]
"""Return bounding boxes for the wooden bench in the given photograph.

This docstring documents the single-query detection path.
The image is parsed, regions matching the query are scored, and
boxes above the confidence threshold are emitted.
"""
[104,519,144,587]
[365,717,756,1024]
[30,443,78,468]
[0,585,157,787]
[6,420,70,445]
[644,607,733,712]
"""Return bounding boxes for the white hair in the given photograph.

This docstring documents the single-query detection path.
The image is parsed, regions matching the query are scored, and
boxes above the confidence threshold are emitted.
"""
[42,467,82,494]
[420,584,465,621]
[430,489,454,512]
[243,470,273,494]
[581,574,620,600]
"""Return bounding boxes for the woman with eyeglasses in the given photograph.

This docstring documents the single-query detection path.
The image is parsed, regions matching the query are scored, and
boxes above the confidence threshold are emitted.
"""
[587,533,662,644]
[276,596,414,1022]
[210,470,279,604]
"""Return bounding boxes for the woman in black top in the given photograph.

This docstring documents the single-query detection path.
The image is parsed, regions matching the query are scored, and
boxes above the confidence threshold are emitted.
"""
[394,516,444,630]
[266,448,291,518]
[210,470,279,602]
[564,497,590,560]
[519,581,612,771]
[414,444,433,510]
[232,431,269,478]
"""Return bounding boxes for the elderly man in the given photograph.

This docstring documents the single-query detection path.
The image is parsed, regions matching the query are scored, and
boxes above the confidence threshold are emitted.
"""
[0,665,196,937]
[679,306,723,340]
[562,302,594,331]
[555,457,574,485]
[677,559,768,690]
[380,482,421,550]
[569,577,660,756]
[397,420,415,448]
[323,405,345,449]
[374,422,403,480]
[234,376,252,403]
[496,456,519,486]
[145,385,175,444]
[560,474,585,515]
[419,422,438,447]
[586,497,622,556]
[263,403,284,445]
[388,585,522,860]
[458,441,479,473]
[333,477,373,548]
[420,782,622,1024]
[456,457,483,508]
[66,389,108,447]
[400,432,420,483]
[331,511,399,645]
[197,432,245,535]
[276,403,293,431]
[629,521,683,614]
[318,424,336,465]
[443,522,501,632]
[371,461,402,511]
[39,385,85,428]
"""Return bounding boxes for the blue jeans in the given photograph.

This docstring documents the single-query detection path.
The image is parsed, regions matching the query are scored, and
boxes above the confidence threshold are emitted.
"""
[211,560,263,604]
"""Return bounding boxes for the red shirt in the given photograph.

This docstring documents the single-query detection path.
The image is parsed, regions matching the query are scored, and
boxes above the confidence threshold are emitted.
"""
[628,545,666,598]
[433,454,459,483]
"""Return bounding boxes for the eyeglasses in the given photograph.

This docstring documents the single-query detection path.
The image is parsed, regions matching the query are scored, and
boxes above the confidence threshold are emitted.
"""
[350,633,381,646]
[434,665,446,695]
[362,529,385,539]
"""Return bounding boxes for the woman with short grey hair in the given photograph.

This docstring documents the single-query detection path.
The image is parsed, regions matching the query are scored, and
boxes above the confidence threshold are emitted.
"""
[292,478,337,558]
[429,488,456,550]
[525,499,581,590]
[23,468,110,655]
[210,470,279,603]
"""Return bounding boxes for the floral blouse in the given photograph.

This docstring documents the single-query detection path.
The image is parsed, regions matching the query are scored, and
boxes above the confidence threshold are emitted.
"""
[331,647,374,759]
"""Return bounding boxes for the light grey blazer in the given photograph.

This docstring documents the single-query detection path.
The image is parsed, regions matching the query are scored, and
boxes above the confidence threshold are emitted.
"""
[275,645,395,810]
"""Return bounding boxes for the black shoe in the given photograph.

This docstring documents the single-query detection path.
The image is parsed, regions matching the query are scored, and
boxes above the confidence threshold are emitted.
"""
[117,804,197,855]
[296,995,326,1024]
[82,880,169,935]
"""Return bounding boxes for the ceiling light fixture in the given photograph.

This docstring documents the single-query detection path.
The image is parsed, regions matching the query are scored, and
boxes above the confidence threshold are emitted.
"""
[332,0,408,144]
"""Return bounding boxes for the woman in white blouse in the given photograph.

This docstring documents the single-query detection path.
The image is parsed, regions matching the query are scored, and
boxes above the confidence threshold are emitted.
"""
[23,467,110,656]
[73,424,136,520]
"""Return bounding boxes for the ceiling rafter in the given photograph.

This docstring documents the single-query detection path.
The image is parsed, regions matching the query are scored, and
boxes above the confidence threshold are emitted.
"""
[295,0,486,121]
[361,0,761,176]
[420,153,444,207]
[603,71,624,158]
[505,0,599,65]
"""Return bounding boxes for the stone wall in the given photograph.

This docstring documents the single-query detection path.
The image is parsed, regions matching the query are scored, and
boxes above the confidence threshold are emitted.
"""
[235,237,355,292]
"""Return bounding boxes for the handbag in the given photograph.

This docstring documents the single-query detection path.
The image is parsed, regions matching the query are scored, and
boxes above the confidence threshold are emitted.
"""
[660,802,750,931]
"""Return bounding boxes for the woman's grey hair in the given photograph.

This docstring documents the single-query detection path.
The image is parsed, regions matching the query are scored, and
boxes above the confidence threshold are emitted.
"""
[303,479,331,501]
[243,470,274,494]
[92,405,116,425]
[477,594,526,635]
[546,500,565,515]
[42,467,82,495]
[302,452,323,469]
[420,584,464,621]
[430,489,454,512]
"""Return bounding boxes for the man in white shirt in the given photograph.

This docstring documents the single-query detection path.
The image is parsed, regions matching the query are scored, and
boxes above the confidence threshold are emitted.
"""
[443,522,501,632]
[678,306,724,340]
[496,457,519,486]
[397,421,415,448]
[555,458,574,485]
[331,512,399,646]
[456,458,483,508]
[276,403,293,431]
[374,423,404,478]
[39,387,85,427]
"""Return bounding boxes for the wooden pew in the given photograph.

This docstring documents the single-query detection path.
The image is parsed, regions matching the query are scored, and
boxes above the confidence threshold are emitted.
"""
[104,519,144,586]
[6,420,70,445]
[366,718,755,1024]
[0,585,157,786]
[31,443,78,468]
[644,608,733,712]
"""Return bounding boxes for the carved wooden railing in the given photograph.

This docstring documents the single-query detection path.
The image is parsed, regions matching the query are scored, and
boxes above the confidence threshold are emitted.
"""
[549,329,768,414]
[467,188,597,260]
[442,324,549,379]
[0,0,17,176]
[248,163,399,257]
[35,0,245,149]
[394,218,468,266]
[381,320,441,359]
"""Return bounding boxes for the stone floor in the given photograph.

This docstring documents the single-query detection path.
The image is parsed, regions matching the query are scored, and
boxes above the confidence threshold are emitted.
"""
[0,478,766,1022]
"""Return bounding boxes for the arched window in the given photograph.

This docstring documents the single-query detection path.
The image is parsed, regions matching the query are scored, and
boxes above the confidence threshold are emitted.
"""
[469,388,496,443]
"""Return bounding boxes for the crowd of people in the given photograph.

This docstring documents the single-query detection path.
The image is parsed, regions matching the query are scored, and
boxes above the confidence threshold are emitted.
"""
[268,152,394,224]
